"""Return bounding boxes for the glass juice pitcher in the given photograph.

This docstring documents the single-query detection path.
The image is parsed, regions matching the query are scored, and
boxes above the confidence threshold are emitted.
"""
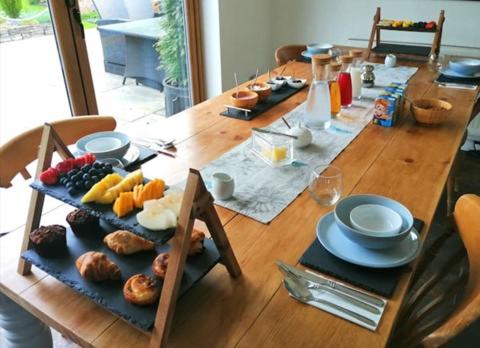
[350,49,363,100]
[328,62,341,117]
[304,54,331,130]
[338,55,353,108]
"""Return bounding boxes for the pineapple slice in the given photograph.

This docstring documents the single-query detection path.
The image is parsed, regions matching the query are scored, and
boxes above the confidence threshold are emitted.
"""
[81,173,123,203]
[96,169,144,204]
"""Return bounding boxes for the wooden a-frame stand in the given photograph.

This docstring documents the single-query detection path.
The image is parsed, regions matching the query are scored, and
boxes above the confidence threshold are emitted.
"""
[18,124,242,348]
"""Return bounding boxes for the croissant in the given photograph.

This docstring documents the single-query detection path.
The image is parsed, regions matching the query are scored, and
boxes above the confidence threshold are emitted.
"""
[152,253,169,279]
[123,274,160,306]
[75,251,121,282]
[189,230,205,256]
[104,230,155,255]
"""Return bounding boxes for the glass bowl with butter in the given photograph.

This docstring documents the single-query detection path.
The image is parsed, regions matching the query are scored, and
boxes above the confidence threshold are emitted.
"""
[250,131,293,167]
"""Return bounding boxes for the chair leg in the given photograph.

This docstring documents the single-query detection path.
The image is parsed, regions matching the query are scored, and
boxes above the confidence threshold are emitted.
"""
[0,293,53,348]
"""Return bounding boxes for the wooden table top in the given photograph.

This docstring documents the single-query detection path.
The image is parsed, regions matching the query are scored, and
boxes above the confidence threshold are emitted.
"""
[1,57,478,348]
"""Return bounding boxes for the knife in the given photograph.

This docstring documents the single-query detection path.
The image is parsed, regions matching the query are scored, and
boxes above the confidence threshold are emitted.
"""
[435,82,477,90]
[277,261,386,308]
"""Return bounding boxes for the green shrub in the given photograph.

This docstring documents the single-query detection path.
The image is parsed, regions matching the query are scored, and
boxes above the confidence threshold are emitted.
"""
[154,0,188,87]
[0,0,23,18]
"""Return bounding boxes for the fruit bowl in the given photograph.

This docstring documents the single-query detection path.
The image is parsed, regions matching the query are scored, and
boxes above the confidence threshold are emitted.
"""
[411,98,452,125]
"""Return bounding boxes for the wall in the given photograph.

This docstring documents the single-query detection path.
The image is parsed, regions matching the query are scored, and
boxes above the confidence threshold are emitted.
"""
[271,0,480,57]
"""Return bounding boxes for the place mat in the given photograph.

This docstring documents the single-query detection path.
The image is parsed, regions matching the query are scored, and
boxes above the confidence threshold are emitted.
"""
[436,74,480,86]
[22,222,220,331]
[30,168,175,244]
[200,64,418,224]
[219,84,307,121]
[300,219,424,298]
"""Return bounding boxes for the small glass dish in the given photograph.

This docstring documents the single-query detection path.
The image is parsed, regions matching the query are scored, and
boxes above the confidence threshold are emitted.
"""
[250,131,293,167]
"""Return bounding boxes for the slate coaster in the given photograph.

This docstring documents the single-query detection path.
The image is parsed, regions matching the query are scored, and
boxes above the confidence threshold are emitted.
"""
[436,74,480,86]
[30,168,174,244]
[220,84,307,121]
[299,219,424,298]
[22,222,220,331]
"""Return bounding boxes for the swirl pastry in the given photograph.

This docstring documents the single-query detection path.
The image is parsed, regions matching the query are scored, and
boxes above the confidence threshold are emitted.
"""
[189,230,205,256]
[123,274,160,306]
[152,253,169,279]
[104,230,155,255]
[75,251,121,282]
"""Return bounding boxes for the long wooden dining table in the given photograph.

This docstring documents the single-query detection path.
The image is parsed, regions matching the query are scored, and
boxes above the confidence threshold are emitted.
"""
[1,55,479,348]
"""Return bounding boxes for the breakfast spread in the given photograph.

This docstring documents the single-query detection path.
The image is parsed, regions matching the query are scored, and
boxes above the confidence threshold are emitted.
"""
[378,19,436,30]
[75,251,121,282]
[104,230,155,255]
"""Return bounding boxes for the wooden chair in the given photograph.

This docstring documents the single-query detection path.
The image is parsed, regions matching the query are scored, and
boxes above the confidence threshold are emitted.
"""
[0,116,116,188]
[390,194,480,347]
[274,44,307,67]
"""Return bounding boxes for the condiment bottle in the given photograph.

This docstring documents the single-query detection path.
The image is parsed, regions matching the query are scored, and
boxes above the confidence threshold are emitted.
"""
[304,54,332,130]
[328,62,341,117]
[349,49,363,100]
[337,55,353,108]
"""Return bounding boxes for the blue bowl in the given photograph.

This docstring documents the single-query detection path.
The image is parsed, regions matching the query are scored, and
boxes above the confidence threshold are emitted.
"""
[334,195,414,250]
[448,59,480,76]
[76,131,130,160]
[307,43,333,55]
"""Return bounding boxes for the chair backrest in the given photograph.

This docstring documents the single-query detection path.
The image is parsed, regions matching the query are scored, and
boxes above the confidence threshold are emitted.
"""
[422,194,480,347]
[0,116,116,188]
[274,44,307,67]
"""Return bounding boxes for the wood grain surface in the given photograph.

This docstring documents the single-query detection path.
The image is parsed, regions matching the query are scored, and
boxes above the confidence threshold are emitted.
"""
[0,55,478,348]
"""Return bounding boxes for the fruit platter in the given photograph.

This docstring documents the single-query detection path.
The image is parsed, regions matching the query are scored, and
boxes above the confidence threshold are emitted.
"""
[377,19,437,32]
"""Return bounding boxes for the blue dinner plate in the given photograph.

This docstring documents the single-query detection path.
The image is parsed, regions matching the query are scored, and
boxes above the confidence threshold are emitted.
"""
[439,67,480,79]
[316,212,422,268]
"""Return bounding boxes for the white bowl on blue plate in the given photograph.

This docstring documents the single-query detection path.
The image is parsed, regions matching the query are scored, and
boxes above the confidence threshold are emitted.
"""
[76,131,130,160]
[350,204,403,235]
[335,195,414,250]
[307,43,333,54]
[448,59,480,76]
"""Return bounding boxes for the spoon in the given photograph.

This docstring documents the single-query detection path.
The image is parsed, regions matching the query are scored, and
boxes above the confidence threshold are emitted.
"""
[281,117,291,129]
[283,277,376,327]
[234,72,240,97]
[252,127,298,139]
[253,68,259,86]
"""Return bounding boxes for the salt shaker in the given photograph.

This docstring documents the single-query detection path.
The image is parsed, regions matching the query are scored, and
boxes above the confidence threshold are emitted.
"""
[361,65,375,88]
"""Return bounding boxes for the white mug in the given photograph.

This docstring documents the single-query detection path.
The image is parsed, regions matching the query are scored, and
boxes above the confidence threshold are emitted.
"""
[385,54,397,68]
[211,173,234,200]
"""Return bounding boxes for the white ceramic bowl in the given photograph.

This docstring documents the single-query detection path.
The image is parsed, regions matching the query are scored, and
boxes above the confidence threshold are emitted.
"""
[266,80,282,91]
[287,78,307,89]
[307,43,333,54]
[350,204,402,235]
[76,131,130,160]
[273,75,291,86]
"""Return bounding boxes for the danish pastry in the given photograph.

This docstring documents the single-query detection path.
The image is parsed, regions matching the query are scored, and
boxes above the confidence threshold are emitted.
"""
[75,251,121,282]
[189,230,205,256]
[152,253,169,279]
[123,274,160,306]
[103,230,155,255]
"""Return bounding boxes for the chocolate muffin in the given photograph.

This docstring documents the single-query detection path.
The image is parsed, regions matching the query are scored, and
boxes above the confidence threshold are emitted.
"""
[29,225,67,257]
[66,209,99,238]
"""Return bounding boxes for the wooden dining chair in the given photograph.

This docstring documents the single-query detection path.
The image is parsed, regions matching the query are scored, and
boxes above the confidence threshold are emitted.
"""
[390,194,480,348]
[274,44,307,67]
[0,116,116,188]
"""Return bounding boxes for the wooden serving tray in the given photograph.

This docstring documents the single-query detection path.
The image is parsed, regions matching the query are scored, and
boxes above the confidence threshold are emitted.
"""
[21,222,220,331]
[30,168,174,244]
[220,84,307,121]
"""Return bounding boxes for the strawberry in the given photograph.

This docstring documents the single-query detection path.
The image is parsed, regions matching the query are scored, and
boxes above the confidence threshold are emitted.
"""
[84,152,96,164]
[74,156,86,168]
[39,168,59,185]
[55,158,75,173]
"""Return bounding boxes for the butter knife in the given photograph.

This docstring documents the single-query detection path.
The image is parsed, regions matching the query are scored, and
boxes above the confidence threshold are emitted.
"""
[435,82,477,90]
[277,261,385,308]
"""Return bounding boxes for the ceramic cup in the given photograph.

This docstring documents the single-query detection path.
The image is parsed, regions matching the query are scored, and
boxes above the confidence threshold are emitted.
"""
[211,173,235,200]
[385,54,397,68]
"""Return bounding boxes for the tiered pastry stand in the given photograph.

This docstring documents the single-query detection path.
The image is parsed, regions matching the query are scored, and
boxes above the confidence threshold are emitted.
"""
[17,123,242,348]
[366,7,445,59]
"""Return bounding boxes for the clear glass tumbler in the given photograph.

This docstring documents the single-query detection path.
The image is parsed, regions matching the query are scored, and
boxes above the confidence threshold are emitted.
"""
[308,164,342,206]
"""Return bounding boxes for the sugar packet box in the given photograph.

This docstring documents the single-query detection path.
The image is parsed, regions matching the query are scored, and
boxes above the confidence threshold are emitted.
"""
[373,94,396,127]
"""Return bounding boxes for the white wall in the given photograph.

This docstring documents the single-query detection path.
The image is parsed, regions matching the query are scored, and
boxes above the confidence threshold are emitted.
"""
[271,0,480,57]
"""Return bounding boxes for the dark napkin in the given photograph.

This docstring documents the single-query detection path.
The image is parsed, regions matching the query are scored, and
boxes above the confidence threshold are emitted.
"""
[436,74,480,86]
[299,219,424,298]
[220,84,307,121]
[22,223,220,330]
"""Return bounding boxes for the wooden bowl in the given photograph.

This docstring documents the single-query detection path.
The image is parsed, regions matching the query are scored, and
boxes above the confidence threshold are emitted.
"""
[411,98,452,125]
[230,90,258,109]
[247,82,272,101]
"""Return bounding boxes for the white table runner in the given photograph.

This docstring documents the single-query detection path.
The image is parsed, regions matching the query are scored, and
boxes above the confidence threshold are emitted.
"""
[199,65,418,224]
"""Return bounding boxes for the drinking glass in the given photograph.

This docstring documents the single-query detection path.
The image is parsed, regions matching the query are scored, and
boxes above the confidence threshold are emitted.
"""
[308,164,342,205]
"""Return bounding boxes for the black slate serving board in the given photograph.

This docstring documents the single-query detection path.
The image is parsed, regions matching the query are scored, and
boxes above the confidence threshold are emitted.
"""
[220,84,308,121]
[436,74,480,86]
[22,222,220,331]
[30,168,174,244]
[299,219,424,298]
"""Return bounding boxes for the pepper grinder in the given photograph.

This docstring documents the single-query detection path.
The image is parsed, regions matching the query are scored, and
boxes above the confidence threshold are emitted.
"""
[361,65,375,88]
